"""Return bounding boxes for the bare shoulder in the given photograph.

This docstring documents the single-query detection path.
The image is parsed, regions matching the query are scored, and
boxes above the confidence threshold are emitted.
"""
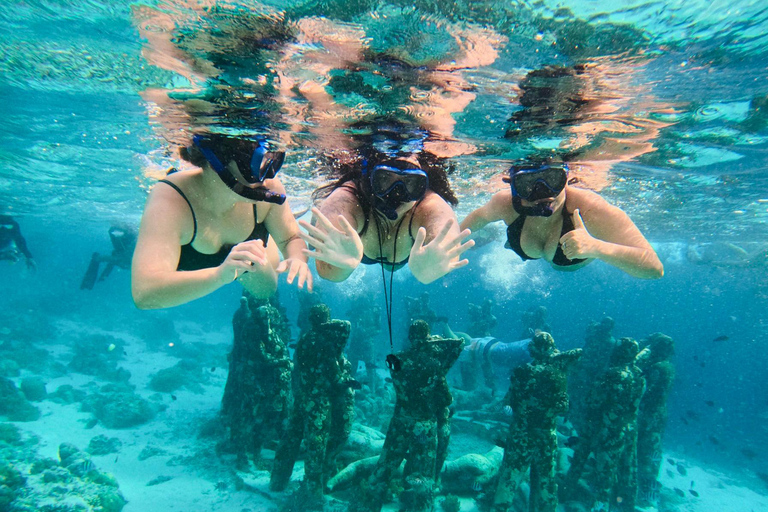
[488,188,516,223]
[566,186,618,214]
[319,184,364,228]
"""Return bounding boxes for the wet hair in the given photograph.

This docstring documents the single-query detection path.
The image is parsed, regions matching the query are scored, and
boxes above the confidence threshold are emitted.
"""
[312,139,458,235]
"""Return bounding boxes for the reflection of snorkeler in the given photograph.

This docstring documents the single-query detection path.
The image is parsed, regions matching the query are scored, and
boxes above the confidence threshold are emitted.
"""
[81,224,138,290]
[0,215,35,271]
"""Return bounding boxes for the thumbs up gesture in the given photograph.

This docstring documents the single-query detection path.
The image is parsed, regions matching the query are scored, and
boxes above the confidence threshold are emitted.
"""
[559,209,599,260]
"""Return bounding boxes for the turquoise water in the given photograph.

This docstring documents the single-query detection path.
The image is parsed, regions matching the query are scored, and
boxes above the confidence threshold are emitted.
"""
[1,1,767,511]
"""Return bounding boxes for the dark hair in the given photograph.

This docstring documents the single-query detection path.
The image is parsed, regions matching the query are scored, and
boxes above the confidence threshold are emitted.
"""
[312,140,458,235]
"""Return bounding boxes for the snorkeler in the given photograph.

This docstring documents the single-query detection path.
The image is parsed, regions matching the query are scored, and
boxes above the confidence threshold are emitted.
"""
[460,160,664,279]
[131,133,312,309]
[0,215,35,271]
[299,131,474,285]
[81,224,137,290]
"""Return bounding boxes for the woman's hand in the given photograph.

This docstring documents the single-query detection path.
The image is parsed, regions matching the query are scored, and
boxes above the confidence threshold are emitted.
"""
[408,220,474,284]
[216,239,270,283]
[559,209,601,260]
[298,208,363,271]
[276,257,313,291]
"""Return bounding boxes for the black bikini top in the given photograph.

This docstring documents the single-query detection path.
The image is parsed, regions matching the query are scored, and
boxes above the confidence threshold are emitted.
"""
[158,180,269,271]
[358,204,419,271]
[505,207,587,267]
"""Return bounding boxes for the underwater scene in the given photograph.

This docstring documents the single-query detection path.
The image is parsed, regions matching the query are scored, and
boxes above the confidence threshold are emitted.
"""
[1,0,767,511]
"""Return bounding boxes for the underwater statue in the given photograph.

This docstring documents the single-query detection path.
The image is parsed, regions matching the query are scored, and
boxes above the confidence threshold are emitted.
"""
[220,292,292,468]
[270,304,355,504]
[563,337,646,512]
[466,298,497,338]
[635,333,675,509]
[358,320,464,512]
[492,332,582,512]
[520,305,551,338]
[404,292,439,332]
[568,316,616,434]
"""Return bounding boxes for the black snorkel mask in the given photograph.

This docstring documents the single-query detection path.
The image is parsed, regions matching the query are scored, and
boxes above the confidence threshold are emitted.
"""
[193,134,286,205]
[365,160,429,220]
[504,162,568,217]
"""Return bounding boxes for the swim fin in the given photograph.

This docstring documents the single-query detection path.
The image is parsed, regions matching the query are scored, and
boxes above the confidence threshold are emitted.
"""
[80,253,101,290]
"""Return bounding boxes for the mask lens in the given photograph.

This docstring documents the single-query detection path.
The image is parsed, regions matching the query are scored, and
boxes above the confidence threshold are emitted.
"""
[512,166,567,199]
[371,166,428,199]
[256,151,285,182]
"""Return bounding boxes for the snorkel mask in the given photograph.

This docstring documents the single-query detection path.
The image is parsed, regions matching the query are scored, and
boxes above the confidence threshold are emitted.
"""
[503,162,568,217]
[365,160,429,220]
[192,134,286,204]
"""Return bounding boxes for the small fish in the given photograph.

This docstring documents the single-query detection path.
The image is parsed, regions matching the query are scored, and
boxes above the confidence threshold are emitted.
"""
[680,416,689,425]
[700,362,706,368]
[107,343,116,352]
[690,480,695,488]
[79,459,94,474]
[84,418,98,429]
[114,455,119,463]
[667,458,676,466]
[666,469,676,478]
[689,490,699,497]
[171,395,177,401]
[472,480,483,492]
[674,488,685,497]
[705,400,715,407]
[503,405,514,417]
[288,343,297,349]
[384,377,393,383]
[210,367,216,372]
[708,436,720,445]
[414,433,428,444]
[677,463,687,476]
[686,410,700,420]
[712,335,729,342]
[756,472,768,486]
[741,448,757,460]
[693,355,699,361]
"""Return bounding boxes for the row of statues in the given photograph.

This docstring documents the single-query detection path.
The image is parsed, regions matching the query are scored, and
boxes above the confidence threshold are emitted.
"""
[218,292,674,512]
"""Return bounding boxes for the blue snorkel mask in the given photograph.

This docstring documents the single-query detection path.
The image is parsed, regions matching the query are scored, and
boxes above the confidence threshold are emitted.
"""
[192,134,286,204]
[504,162,569,217]
[364,160,428,220]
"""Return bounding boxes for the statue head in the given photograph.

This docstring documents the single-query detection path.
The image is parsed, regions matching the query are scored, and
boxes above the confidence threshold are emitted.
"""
[529,331,556,361]
[309,304,331,329]
[610,337,639,366]
[646,333,674,362]
[408,320,430,344]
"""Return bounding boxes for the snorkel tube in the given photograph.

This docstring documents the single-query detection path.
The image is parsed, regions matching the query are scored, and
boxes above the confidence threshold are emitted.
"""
[192,134,287,205]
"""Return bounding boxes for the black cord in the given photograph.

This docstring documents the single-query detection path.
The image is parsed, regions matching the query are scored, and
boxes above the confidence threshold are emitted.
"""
[374,213,404,369]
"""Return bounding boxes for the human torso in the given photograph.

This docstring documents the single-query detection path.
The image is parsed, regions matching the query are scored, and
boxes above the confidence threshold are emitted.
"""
[504,188,588,268]
[159,172,271,271]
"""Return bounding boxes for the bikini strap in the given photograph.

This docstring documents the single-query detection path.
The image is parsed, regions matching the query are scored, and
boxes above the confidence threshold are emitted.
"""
[157,179,198,243]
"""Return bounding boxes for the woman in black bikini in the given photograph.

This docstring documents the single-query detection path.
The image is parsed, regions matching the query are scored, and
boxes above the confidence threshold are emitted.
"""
[131,133,312,309]
[299,128,474,285]
[461,160,664,279]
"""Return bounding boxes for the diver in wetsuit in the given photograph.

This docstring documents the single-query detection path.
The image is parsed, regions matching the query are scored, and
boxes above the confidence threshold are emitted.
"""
[460,160,663,279]
[81,224,137,289]
[0,215,35,270]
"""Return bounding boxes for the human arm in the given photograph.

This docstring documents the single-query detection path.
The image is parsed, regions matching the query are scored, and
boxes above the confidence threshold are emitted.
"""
[409,193,475,284]
[459,190,511,233]
[131,184,271,309]
[298,188,364,282]
[559,189,664,279]
[261,178,313,292]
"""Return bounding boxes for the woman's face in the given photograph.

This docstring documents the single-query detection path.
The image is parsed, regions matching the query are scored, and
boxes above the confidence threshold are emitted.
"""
[519,185,567,212]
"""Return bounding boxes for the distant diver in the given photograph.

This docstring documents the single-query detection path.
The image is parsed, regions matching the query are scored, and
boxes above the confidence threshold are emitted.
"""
[0,214,36,271]
[81,224,137,290]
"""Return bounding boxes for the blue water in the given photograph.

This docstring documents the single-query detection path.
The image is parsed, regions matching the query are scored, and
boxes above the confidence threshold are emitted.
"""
[1,0,767,510]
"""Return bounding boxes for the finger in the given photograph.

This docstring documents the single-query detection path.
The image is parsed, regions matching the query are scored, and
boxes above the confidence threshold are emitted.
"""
[447,239,475,258]
[301,248,335,264]
[432,219,454,244]
[449,258,470,270]
[559,232,574,246]
[231,251,268,267]
[234,239,267,258]
[296,265,306,289]
[443,228,472,249]
[413,226,427,250]
[306,270,314,292]
[572,208,586,230]
[298,230,326,250]
[286,260,300,284]
[312,207,343,234]
[338,215,359,237]
[276,260,288,273]
[299,220,329,242]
